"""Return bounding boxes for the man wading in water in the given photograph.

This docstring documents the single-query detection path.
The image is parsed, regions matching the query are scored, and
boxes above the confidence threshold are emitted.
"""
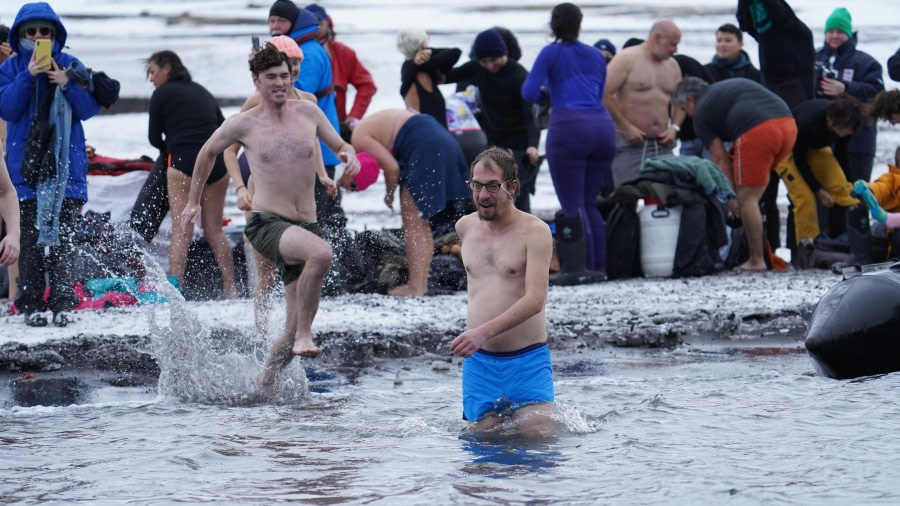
[182,45,359,397]
[451,147,558,437]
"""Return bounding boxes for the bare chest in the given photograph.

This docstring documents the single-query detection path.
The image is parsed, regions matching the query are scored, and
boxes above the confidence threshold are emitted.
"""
[462,231,526,278]
[626,62,679,95]
[250,122,317,166]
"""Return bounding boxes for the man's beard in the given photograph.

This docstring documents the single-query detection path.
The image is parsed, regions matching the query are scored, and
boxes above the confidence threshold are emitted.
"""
[476,200,497,221]
[477,209,496,221]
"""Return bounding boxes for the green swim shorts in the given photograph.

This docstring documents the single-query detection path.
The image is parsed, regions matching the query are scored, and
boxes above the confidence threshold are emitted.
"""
[244,211,324,286]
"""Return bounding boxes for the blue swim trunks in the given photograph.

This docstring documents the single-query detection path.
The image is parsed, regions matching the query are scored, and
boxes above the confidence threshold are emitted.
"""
[462,342,555,422]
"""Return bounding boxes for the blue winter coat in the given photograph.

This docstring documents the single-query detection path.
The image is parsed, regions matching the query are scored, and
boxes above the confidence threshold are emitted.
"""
[289,22,341,166]
[0,2,100,202]
[816,34,884,155]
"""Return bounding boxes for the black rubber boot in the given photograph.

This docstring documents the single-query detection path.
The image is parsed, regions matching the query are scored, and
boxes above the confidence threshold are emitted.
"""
[550,211,606,286]
[831,206,873,274]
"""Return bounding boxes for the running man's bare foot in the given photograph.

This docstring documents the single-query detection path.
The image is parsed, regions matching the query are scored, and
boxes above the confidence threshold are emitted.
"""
[292,336,322,357]
[387,284,428,297]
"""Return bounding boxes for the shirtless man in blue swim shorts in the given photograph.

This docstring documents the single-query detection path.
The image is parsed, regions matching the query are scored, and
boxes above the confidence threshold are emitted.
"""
[182,45,359,396]
[450,146,557,436]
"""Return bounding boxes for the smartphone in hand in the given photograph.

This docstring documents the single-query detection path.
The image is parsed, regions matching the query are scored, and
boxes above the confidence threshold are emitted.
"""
[34,39,51,71]
[252,36,260,50]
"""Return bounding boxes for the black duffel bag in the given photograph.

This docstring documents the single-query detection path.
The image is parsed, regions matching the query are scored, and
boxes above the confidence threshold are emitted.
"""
[20,114,56,187]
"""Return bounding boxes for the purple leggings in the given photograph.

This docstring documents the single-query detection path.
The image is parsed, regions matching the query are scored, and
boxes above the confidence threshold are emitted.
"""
[546,108,616,270]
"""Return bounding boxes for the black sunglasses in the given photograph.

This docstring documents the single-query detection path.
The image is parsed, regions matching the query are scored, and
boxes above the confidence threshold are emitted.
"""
[25,27,52,37]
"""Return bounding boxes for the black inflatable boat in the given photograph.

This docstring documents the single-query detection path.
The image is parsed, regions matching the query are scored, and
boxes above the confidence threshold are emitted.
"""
[805,262,900,379]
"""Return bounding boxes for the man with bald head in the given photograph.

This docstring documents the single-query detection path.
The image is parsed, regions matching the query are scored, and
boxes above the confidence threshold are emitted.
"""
[604,19,683,188]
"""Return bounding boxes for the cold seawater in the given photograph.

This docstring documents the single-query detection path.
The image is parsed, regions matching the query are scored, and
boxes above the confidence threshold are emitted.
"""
[5,340,900,503]
[4,0,900,501]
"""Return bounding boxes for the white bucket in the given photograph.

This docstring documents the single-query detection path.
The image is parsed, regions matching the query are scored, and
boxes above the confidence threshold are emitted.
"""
[639,202,682,277]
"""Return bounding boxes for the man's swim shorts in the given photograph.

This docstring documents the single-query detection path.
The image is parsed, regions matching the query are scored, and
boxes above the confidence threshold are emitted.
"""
[244,211,324,286]
[462,342,554,422]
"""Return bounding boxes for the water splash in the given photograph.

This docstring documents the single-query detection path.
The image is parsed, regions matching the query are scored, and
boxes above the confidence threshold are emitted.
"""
[551,402,597,434]
[120,225,310,405]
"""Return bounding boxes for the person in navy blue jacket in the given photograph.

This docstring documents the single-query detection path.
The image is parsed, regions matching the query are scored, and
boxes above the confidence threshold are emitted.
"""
[815,7,884,184]
[815,7,883,240]
[0,2,100,327]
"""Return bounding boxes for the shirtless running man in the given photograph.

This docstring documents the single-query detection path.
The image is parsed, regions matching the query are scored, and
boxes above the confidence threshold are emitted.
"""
[604,19,683,188]
[182,45,359,395]
[223,36,335,335]
[450,147,556,437]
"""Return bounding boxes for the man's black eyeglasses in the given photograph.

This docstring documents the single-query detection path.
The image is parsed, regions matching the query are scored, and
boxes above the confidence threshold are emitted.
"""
[468,180,512,193]
[25,27,52,37]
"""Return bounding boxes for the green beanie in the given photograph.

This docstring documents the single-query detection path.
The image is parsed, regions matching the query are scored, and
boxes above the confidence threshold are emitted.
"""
[825,7,852,38]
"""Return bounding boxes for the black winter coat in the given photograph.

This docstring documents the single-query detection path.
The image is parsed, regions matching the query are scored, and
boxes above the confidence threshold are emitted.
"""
[737,0,815,108]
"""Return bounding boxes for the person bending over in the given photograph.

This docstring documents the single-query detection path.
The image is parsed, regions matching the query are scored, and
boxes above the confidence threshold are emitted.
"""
[774,95,864,268]
[347,108,469,296]
[674,77,797,272]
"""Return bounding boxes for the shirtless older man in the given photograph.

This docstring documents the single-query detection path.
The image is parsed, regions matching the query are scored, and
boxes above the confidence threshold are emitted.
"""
[182,46,359,394]
[450,147,556,436]
[604,19,683,188]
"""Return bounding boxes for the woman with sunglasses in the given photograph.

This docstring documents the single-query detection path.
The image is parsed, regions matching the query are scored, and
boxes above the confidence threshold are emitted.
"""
[346,108,470,296]
[0,2,101,327]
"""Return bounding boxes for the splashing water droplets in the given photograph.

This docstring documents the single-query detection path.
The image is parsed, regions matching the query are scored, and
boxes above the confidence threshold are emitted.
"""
[108,222,311,405]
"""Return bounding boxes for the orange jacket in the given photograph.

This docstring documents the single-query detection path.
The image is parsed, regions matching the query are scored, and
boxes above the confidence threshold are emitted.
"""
[868,163,900,213]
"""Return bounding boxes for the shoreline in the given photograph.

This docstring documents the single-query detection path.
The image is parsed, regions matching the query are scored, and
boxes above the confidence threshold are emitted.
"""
[0,268,833,375]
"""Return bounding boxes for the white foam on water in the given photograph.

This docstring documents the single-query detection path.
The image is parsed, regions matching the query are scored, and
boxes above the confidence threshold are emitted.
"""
[550,402,597,435]
[131,233,310,405]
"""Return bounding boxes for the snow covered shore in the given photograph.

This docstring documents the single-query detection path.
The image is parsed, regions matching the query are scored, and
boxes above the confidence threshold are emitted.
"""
[0,268,838,373]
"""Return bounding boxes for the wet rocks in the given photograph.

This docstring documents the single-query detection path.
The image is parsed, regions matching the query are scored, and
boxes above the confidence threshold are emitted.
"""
[1,335,157,374]
[0,269,838,375]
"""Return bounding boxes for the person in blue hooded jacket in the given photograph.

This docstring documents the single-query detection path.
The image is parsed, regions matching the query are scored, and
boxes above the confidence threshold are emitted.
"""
[0,2,100,328]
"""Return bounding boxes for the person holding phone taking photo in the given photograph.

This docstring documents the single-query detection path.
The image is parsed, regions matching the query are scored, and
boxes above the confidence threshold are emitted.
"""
[0,2,101,327]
